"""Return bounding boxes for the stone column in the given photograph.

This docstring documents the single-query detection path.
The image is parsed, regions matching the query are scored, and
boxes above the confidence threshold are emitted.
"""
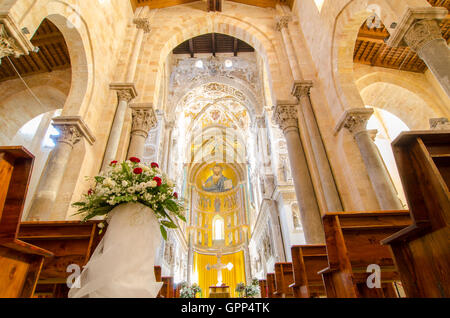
[101,83,137,170]
[335,108,403,210]
[163,121,175,172]
[187,230,194,284]
[276,16,301,81]
[388,8,449,96]
[127,103,157,159]
[430,117,450,130]
[243,244,252,284]
[126,18,151,82]
[28,116,95,221]
[292,81,343,213]
[273,103,325,244]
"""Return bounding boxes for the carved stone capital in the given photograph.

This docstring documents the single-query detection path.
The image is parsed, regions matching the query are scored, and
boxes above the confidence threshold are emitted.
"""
[256,116,266,128]
[110,83,137,103]
[275,16,291,32]
[130,103,157,137]
[51,116,96,147]
[334,108,374,136]
[404,19,443,52]
[273,102,299,133]
[291,80,313,100]
[430,117,450,130]
[0,14,35,62]
[386,7,447,48]
[133,18,151,34]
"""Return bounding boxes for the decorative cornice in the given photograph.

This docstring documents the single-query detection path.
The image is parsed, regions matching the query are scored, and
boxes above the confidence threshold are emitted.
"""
[0,13,35,62]
[133,18,151,34]
[273,102,299,133]
[275,16,291,32]
[430,117,450,130]
[386,7,447,48]
[334,108,374,136]
[129,103,157,136]
[51,116,96,146]
[403,19,443,52]
[110,82,137,102]
[291,80,313,100]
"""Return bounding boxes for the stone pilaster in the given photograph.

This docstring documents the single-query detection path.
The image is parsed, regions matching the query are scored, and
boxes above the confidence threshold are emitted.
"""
[273,102,324,244]
[335,108,403,210]
[128,103,157,158]
[430,117,450,130]
[101,83,137,170]
[387,7,449,96]
[292,81,343,213]
[28,117,95,221]
[276,15,301,81]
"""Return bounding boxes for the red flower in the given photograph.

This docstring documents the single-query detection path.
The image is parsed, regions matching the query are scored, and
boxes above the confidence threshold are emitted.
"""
[151,162,159,168]
[87,189,93,195]
[129,157,141,163]
[173,192,178,199]
[153,176,162,187]
[133,167,143,174]
[110,160,118,166]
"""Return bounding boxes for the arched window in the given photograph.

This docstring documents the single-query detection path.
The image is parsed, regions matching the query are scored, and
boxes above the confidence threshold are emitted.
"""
[213,216,224,240]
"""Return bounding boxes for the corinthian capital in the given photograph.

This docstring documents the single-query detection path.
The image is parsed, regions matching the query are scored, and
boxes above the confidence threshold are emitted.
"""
[430,117,450,130]
[0,14,35,62]
[130,103,157,137]
[133,18,151,34]
[110,83,138,103]
[335,108,374,136]
[51,116,96,147]
[276,16,291,31]
[0,24,21,60]
[273,102,299,133]
[292,80,313,100]
[404,19,443,52]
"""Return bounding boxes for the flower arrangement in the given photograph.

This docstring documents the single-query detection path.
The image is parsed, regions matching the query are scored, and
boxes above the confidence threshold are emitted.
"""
[72,157,185,239]
[235,279,260,298]
[179,282,202,298]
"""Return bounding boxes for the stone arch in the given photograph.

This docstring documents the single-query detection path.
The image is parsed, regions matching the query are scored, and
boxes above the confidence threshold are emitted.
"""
[137,14,289,108]
[331,0,401,112]
[17,0,95,117]
[355,69,449,127]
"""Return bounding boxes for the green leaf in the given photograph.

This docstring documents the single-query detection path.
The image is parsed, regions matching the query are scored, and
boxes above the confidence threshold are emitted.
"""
[95,176,105,184]
[161,220,178,229]
[160,225,167,240]
[164,199,178,212]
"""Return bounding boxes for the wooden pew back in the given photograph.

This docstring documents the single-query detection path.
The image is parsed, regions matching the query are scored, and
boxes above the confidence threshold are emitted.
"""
[266,273,278,298]
[274,262,294,298]
[290,245,327,298]
[320,210,411,298]
[259,279,267,298]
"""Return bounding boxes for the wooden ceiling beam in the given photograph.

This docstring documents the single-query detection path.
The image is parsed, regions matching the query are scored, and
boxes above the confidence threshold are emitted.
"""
[211,33,216,57]
[233,38,238,56]
[189,39,194,58]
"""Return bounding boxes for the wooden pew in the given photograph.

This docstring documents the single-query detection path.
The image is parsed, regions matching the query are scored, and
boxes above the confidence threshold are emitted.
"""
[160,276,174,298]
[266,273,279,298]
[318,210,411,298]
[381,131,450,297]
[18,220,104,297]
[0,147,53,298]
[274,262,294,298]
[289,245,327,298]
[259,279,267,298]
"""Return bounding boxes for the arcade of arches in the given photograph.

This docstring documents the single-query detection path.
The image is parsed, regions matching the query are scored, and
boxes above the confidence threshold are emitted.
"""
[0,0,449,298]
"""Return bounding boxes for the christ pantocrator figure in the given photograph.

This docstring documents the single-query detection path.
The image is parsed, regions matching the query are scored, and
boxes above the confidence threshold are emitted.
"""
[202,164,232,193]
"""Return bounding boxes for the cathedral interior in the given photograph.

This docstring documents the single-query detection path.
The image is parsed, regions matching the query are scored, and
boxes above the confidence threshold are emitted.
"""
[0,0,449,299]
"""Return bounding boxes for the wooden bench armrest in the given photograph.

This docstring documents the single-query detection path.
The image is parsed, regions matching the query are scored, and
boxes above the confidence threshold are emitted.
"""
[1,239,54,257]
[381,221,431,245]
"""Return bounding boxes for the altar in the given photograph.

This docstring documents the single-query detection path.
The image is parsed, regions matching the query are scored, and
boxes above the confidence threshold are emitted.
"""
[209,285,231,298]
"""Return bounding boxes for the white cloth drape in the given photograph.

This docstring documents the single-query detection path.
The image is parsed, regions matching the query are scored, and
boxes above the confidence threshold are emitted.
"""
[68,202,163,298]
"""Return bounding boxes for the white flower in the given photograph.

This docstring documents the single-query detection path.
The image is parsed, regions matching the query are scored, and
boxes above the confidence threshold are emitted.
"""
[122,180,128,187]
[148,180,157,188]
[98,223,105,229]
